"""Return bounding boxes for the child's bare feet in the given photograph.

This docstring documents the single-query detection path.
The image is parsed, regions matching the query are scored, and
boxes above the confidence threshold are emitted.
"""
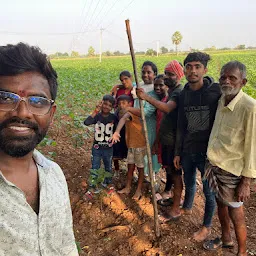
[193,226,211,242]
[132,190,142,200]
[118,187,131,194]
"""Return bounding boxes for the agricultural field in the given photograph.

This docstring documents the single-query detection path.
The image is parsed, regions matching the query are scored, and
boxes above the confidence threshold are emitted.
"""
[40,51,256,256]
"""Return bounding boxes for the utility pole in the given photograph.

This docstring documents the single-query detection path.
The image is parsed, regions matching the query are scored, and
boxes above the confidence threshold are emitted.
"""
[99,28,104,63]
[156,40,159,57]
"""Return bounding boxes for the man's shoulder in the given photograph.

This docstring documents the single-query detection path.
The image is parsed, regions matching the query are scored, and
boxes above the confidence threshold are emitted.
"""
[33,150,64,178]
[241,92,256,111]
[168,84,183,99]
[173,84,183,93]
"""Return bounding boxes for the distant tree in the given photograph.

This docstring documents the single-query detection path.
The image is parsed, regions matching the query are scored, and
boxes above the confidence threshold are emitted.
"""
[160,46,168,54]
[105,51,112,56]
[190,48,199,52]
[71,51,79,57]
[169,48,174,53]
[235,44,246,50]
[247,46,256,49]
[63,52,69,57]
[146,48,157,56]
[219,47,231,51]
[113,51,125,56]
[135,51,145,55]
[88,46,95,56]
[172,31,183,55]
[204,46,216,51]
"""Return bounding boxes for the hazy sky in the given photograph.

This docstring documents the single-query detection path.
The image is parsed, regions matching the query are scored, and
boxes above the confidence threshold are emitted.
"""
[1,0,255,54]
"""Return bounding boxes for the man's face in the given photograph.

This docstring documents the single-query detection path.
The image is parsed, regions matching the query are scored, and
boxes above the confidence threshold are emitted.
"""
[164,71,178,88]
[101,100,113,114]
[184,61,207,84]
[154,78,167,96]
[141,65,155,85]
[219,68,246,97]
[0,71,56,157]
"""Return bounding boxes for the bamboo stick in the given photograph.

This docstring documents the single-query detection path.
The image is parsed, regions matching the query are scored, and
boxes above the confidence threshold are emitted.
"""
[125,19,161,238]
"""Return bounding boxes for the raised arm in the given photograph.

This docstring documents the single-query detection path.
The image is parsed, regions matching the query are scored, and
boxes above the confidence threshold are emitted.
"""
[137,88,176,113]
[111,112,130,143]
[84,101,102,125]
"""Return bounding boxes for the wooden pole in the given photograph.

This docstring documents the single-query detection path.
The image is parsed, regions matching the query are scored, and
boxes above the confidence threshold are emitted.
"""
[125,19,160,238]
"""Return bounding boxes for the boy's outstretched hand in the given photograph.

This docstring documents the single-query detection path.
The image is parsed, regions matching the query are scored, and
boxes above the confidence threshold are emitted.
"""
[111,132,121,143]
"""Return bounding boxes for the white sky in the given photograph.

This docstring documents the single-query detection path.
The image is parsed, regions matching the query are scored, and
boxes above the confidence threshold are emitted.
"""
[1,0,255,54]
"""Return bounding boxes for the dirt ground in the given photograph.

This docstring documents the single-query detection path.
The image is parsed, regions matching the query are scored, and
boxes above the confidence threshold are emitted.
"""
[41,126,256,256]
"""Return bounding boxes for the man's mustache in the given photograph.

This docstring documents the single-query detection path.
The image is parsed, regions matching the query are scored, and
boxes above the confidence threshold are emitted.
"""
[0,117,38,131]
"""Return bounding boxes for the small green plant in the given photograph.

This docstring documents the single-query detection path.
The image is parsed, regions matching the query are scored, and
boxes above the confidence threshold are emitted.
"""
[88,168,112,190]
[39,136,57,147]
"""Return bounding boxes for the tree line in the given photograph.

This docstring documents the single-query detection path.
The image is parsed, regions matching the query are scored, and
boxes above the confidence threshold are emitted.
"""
[49,31,256,59]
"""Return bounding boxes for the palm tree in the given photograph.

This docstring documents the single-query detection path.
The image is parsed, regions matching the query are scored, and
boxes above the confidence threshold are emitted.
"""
[172,31,183,55]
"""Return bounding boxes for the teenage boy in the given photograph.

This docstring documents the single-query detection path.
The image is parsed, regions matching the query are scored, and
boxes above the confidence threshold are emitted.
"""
[173,52,221,241]
[111,95,146,200]
[84,95,117,184]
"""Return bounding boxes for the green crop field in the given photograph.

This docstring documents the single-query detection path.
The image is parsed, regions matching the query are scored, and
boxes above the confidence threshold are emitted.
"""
[51,51,256,133]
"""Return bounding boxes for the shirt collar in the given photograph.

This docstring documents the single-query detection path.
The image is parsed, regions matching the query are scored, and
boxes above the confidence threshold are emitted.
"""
[220,89,244,111]
[0,149,50,186]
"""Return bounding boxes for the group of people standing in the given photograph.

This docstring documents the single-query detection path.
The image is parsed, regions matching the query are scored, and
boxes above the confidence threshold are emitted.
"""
[0,41,255,256]
[85,52,256,256]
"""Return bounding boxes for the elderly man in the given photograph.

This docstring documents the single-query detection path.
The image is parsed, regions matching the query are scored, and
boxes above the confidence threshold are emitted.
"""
[137,60,184,221]
[0,43,78,256]
[203,61,256,256]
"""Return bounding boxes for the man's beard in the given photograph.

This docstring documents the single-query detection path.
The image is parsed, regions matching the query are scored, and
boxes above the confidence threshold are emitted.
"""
[164,78,177,88]
[221,84,240,96]
[0,117,47,157]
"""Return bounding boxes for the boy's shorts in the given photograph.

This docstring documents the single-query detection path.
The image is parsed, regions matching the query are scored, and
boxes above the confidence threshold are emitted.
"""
[127,147,146,168]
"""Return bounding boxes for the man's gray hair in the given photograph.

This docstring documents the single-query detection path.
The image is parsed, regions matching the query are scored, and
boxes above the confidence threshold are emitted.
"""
[221,61,247,79]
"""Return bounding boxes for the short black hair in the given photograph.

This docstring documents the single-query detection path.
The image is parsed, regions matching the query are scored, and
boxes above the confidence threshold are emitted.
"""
[119,70,132,79]
[184,52,211,68]
[102,94,115,106]
[142,61,158,75]
[0,42,58,100]
[154,74,164,80]
[221,61,247,79]
[116,94,132,103]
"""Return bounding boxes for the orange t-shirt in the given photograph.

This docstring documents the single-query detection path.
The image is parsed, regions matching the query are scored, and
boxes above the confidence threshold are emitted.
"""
[125,113,146,148]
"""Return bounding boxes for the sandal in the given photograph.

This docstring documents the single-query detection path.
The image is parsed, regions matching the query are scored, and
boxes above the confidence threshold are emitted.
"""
[203,237,234,251]
[158,212,181,223]
[157,198,173,207]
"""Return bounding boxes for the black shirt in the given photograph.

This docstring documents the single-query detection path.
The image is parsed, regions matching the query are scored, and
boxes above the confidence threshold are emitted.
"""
[159,84,183,147]
[84,113,118,148]
[175,77,221,155]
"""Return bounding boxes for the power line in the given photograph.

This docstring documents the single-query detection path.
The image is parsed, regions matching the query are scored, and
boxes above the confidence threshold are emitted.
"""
[105,0,136,29]
[81,0,101,33]
[105,29,126,41]
[94,0,119,29]
[79,0,94,33]
[88,0,108,29]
